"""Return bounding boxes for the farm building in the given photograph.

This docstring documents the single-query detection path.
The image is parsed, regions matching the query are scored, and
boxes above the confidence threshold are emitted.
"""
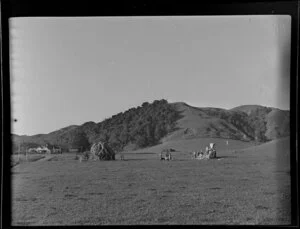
[35,146,51,154]
[26,145,63,154]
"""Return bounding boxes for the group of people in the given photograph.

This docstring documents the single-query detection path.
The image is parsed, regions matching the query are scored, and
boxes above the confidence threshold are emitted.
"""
[160,151,172,160]
[193,143,217,159]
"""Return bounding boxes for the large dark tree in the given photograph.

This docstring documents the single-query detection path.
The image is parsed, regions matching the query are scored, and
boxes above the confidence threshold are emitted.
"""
[69,131,90,151]
[92,99,181,150]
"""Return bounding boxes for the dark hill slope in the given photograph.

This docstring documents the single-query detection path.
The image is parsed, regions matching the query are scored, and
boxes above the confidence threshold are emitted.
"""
[231,105,290,140]
[163,103,251,142]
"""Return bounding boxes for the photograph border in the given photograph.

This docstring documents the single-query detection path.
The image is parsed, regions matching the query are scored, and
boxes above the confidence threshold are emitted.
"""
[1,1,299,227]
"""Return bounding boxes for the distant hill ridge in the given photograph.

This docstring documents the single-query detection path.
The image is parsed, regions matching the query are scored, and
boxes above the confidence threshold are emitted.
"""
[12,100,289,152]
[164,102,289,142]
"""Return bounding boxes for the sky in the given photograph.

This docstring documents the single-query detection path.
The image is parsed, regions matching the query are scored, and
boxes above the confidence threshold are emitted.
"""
[9,16,291,135]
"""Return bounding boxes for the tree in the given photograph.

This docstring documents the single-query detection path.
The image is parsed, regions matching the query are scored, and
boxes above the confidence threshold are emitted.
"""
[135,135,148,148]
[119,124,129,147]
[98,129,110,143]
[145,122,155,146]
[142,102,149,107]
[69,131,90,151]
[154,124,166,143]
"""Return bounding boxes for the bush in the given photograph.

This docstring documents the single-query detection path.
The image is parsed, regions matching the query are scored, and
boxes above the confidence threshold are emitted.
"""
[83,151,90,160]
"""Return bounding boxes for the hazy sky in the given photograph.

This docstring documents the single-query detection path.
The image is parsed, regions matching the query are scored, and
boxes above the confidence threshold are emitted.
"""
[10,16,291,135]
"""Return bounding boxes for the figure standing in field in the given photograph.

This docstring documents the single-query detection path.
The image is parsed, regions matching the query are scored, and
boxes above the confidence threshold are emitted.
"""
[193,151,197,159]
[205,146,209,155]
[160,152,165,160]
[226,140,229,152]
[208,143,217,158]
[165,151,170,160]
[25,148,28,161]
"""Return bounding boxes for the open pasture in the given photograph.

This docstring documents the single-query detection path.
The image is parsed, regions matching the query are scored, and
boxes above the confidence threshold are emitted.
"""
[11,137,290,225]
[11,154,47,167]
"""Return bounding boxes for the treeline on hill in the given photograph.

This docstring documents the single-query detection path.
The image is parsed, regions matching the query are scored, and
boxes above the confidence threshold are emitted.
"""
[89,99,181,151]
[201,107,270,142]
[13,100,182,153]
[12,101,290,153]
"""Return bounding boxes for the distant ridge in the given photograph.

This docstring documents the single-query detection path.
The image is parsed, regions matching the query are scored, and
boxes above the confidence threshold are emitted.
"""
[164,102,289,142]
[12,100,290,152]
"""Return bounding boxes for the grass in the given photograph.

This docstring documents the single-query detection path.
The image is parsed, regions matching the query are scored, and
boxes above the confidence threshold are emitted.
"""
[11,154,46,167]
[11,137,290,225]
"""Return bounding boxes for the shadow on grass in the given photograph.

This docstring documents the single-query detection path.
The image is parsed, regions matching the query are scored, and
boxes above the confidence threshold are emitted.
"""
[120,159,148,161]
[263,191,275,196]
[215,156,238,159]
[157,216,172,223]
[255,205,269,210]
[48,157,60,161]
[126,152,157,155]
[88,192,104,196]
[77,197,89,201]
[164,189,174,193]
[209,187,222,190]
[15,197,37,202]
[64,194,77,198]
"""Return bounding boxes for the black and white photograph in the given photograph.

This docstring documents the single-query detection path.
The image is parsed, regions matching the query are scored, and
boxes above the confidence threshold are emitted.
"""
[9,15,292,225]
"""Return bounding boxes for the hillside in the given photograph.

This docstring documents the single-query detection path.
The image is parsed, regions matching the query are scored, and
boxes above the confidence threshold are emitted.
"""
[12,100,181,152]
[163,103,289,143]
[12,100,290,152]
[242,136,290,158]
[232,105,290,140]
[163,103,252,142]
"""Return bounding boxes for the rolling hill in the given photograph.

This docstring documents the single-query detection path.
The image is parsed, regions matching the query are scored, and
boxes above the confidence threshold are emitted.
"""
[162,102,290,142]
[12,100,290,152]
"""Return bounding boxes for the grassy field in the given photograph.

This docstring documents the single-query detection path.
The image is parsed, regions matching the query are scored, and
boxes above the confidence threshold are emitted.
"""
[11,137,290,225]
[11,154,47,167]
